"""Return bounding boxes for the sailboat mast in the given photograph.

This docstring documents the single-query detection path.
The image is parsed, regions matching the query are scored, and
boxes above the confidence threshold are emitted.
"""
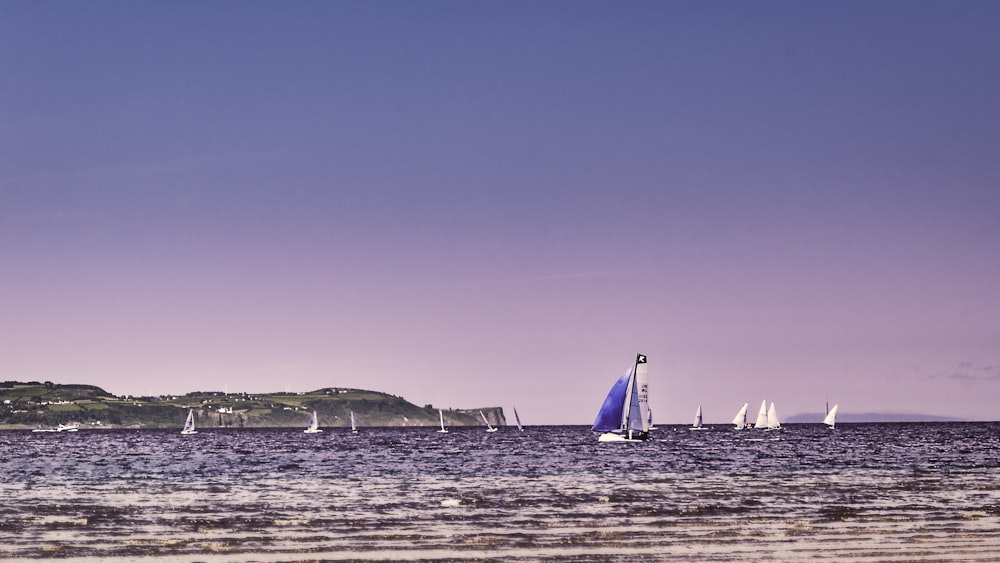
[620,358,637,431]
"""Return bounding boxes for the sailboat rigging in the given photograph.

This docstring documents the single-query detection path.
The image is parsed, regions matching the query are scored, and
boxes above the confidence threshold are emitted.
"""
[754,399,768,429]
[180,409,197,435]
[304,410,323,434]
[766,402,781,430]
[690,405,707,430]
[824,404,839,429]
[732,403,749,430]
[480,410,498,433]
[437,409,449,433]
[592,353,650,442]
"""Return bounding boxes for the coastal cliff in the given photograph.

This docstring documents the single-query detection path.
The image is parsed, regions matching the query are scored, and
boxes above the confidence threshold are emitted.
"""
[0,381,506,430]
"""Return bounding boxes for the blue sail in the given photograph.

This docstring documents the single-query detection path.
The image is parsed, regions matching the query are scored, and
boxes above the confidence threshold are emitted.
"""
[591,371,631,432]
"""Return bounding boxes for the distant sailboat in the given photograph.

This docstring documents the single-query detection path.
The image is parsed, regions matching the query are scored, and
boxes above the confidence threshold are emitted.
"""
[690,405,707,430]
[824,404,839,429]
[181,409,197,435]
[766,402,781,430]
[513,407,524,432]
[754,399,769,429]
[437,409,449,433]
[592,353,650,442]
[647,407,657,431]
[732,403,749,430]
[480,410,498,433]
[304,410,323,434]
[350,410,358,434]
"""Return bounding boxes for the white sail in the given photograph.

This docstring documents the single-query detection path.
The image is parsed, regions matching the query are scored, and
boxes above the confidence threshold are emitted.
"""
[766,402,781,430]
[480,410,498,432]
[754,399,768,429]
[437,409,449,433]
[824,404,839,428]
[304,410,323,434]
[181,409,197,435]
[350,410,358,433]
[513,407,524,431]
[691,405,705,429]
[732,403,748,429]
[634,356,650,434]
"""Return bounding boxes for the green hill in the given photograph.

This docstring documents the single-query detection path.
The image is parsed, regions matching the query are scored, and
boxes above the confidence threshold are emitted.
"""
[0,381,505,430]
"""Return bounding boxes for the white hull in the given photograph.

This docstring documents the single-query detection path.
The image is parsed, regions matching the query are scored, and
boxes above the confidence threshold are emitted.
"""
[598,431,648,442]
[180,429,197,435]
[33,424,79,433]
[304,428,323,434]
[689,426,709,431]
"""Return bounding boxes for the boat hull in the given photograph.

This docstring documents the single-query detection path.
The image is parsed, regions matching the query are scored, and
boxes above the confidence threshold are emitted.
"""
[598,431,648,442]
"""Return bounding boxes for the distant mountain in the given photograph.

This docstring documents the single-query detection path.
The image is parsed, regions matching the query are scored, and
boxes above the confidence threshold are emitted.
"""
[785,412,963,423]
[0,381,506,430]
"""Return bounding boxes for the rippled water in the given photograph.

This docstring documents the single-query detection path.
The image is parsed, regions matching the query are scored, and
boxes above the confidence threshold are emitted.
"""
[2,423,999,561]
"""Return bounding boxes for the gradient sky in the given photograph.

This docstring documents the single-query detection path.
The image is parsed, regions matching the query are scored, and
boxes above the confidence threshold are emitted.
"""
[2,1,999,424]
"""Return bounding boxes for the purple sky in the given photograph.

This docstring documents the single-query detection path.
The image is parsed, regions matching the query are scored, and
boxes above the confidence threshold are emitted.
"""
[2,2,999,424]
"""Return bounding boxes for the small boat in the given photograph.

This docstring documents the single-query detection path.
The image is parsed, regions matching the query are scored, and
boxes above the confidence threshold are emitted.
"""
[732,403,749,430]
[304,410,323,434]
[480,410,499,432]
[647,407,657,431]
[180,409,197,435]
[754,399,769,429]
[350,410,358,434]
[437,409,449,433]
[31,423,80,433]
[513,407,524,432]
[824,403,839,429]
[592,353,650,442]
[766,402,781,430]
[690,405,707,430]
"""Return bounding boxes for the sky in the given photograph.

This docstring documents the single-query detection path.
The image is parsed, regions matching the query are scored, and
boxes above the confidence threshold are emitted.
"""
[2,1,999,424]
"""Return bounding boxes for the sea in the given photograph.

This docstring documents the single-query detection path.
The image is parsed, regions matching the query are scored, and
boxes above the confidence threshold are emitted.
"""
[2,423,999,562]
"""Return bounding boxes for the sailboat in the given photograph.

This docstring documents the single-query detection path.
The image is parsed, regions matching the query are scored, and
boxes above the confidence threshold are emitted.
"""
[753,399,769,429]
[180,409,197,435]
[690,405,707,430]
[824,403,839,429]
[437,409,449,433]
[592,353,650,442]
[732,403,749,430]
[647,407,657,431]
[766,402,781,430]
[480,410,498,433]
[350,410,358,434]
[513,407,524,432]
[304,410,323,434]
